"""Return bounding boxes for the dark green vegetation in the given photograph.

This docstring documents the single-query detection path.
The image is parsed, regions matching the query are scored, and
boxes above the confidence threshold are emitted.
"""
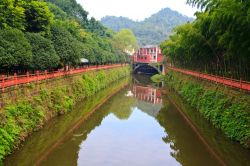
[165,71,250,148]
[151,74,164,83]
[0,0,136,72]
[161,0,250,81]
[0,67,130,163]
[101,8,193,46]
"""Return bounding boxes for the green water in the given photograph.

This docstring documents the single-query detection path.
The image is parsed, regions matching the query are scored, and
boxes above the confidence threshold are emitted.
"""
[4,75,250,166]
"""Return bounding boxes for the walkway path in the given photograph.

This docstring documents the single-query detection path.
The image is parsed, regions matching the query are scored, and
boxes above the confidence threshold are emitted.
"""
[0,64,124,90]
[168,67,250,91]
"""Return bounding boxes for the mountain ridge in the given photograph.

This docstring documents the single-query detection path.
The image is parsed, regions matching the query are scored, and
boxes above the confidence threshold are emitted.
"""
[101,8,193,46]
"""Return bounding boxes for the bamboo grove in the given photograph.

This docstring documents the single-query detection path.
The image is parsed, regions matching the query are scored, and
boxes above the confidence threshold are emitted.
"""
[160,0,250,81]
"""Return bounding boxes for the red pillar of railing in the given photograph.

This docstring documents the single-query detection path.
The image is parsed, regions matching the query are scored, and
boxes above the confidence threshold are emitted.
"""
[222,75,225,85]
[1,75,5,91]
[36,71,39,82]
[26,72,29,83]
[14,73,17,86]
[45,70,47,79]
[240,78,242,90]
[230,76,233,88]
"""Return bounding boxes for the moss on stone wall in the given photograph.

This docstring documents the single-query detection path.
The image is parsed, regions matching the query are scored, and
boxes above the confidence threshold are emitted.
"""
[165,71,250,148]
[0,66,130,163]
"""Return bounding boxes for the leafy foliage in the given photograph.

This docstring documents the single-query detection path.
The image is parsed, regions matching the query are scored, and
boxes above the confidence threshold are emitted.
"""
[161,0,250,80]
[0,0,25,30]
[112,29,138,52]
[25,32,60,70]
[0,0,131,72]
[0,0,53,33]
[23,0,53,33]
[45,0,88,26]
[47,2,68,20]
[50,23,81,67]
[0,28,32,70]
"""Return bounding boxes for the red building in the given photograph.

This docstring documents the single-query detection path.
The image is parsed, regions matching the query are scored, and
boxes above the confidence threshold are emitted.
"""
[132,45,164,63]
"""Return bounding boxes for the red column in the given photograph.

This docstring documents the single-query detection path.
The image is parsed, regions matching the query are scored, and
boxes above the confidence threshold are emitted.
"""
[14,73,17,86]
[1,75,5,91]
[240,78,242,90]
[36,71,39,82]
[26,72,29,83]
[45,70,47,79]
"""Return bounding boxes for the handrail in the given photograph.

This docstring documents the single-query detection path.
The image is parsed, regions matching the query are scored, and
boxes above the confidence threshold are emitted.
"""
[168,66,250,91]
[0,64,126,91]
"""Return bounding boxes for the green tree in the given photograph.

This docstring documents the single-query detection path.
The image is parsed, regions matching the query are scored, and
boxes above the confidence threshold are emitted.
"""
[0,0,53,33]
[47,2,68,20]
[24,0,53,33]
[50,24,81,68]
[112,29,138,53]
[0,28,32,71]
[25,33,60,70]
[0,0,26,30]
[161,0,250,80]
[45,0,88,27]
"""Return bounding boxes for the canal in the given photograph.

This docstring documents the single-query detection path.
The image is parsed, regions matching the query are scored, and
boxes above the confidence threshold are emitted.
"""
[4,75,250,166]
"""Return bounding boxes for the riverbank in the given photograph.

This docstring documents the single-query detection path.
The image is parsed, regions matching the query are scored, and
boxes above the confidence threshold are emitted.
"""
[165,71,250,148]
[0,66,130,163]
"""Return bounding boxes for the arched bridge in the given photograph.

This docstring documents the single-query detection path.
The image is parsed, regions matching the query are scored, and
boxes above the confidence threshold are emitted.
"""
[133,63,164,75]
[131,45,165,75]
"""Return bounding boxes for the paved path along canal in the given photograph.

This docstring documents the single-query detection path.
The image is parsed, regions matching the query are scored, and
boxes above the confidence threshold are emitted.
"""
[4,75,250,166]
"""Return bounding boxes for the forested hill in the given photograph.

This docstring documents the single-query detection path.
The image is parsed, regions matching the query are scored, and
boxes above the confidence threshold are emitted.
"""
[101,8,193,46]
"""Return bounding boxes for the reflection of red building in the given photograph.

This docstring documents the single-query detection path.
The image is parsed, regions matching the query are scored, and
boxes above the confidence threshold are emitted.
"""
[131,45,164,64]
[131,85,162,104]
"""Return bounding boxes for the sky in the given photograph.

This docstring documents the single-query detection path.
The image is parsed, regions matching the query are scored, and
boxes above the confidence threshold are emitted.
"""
[76,0,198,21]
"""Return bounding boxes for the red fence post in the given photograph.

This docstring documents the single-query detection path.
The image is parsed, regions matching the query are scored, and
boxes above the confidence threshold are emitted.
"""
[240,78,242,90]
[14,73,17,86]
[26,72,29,83]
[1,75,5,91]
[45,70,47,79]
[36,71,39,82]
[222,75,224,86]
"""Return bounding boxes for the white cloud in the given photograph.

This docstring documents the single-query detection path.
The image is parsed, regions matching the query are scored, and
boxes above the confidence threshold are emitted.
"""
[76,0,198,21]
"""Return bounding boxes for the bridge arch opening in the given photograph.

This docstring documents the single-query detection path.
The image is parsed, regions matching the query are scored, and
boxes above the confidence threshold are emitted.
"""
[133,64,161,75]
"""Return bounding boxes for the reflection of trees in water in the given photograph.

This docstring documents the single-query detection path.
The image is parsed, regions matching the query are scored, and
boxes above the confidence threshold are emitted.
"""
[4,79,130,166]
[39,88,136,166]
[108,89,135,120]
[136,100,162,118]
[156,97,220,166]
[132,74,153,85]
[132,74,163,87]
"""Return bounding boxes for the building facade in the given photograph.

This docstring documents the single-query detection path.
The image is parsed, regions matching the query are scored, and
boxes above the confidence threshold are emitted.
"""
[132,45,164,64]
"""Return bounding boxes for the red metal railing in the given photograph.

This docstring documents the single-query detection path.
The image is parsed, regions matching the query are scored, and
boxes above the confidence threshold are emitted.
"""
[168,66,250,91]
[0,64,124,91]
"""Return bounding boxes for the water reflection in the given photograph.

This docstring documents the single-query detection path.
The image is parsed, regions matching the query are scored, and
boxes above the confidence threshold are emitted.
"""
[131,84,162,104]
[39,78,221,166]
[5,75,250,166]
